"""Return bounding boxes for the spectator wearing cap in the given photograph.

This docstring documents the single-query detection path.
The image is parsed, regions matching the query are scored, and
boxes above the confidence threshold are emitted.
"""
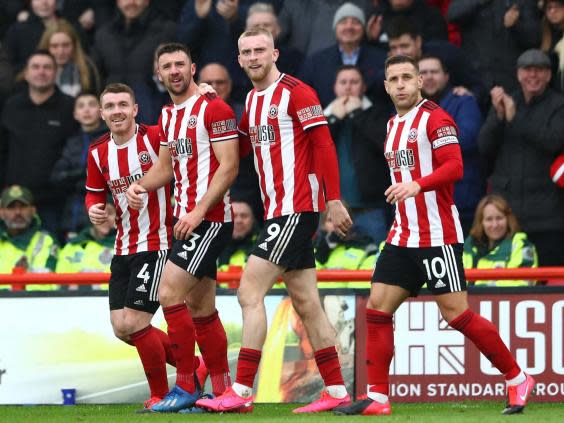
[447,0,540,93]
[299,2,387,107]
[0,185,58,290]
[478,49,564,268]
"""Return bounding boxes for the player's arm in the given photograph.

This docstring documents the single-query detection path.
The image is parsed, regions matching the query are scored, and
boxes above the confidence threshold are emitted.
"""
[174,137,239,240]
[309,124,352,237]
[85,149,109,225]
[126,144,173,210]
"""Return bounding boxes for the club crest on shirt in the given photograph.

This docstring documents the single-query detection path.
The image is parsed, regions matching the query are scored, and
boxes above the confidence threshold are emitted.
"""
[138,151,151,165]
[408,128,418,143]
[268,104,278,119]
[187,115,198,129]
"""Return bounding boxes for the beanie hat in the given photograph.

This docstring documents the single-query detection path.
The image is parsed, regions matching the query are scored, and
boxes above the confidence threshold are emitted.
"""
[333,2,366,30]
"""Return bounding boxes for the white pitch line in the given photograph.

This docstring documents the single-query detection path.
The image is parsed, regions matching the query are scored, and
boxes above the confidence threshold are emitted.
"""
[76,372,176,400]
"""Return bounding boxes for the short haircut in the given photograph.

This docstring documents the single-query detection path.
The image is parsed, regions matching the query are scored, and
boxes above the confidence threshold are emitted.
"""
[100,83,136,104]
[238,27,274,46]
[385,55,419,78]
[27,49,56,67]
[388,16,420,41]
[248,2,275,17]
[75,91,99,106]
[155,42,192,63]
[335,64,364,81]
[418,54,448,73]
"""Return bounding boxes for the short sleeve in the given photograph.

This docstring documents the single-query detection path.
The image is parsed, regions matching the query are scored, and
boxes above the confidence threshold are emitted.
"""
[238,105,249,136]
[158,111,169,147]
[85,148,107,193]
[289,83,327,131]
[204,97,238,142]
[426,108,460,150]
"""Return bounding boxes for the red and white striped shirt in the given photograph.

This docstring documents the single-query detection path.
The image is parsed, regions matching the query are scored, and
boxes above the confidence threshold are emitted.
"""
[238,74,326,220]
[85,124,172,255]
[159,94,238,222]
[385,99,464,247]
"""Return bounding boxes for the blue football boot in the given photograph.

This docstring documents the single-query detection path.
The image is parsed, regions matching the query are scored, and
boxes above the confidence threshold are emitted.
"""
[150,384,201,413]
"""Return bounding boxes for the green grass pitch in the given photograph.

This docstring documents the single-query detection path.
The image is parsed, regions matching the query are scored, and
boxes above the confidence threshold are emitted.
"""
[1,402,563,422]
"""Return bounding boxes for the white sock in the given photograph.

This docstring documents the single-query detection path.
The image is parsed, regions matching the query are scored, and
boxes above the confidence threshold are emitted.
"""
[367,385,389,404]
[232,382,253,398]
[326,385,348,399]
[506,371,526,387]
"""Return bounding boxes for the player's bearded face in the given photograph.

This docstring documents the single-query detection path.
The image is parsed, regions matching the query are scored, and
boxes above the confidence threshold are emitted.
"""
[158,52,195,96]
[238,35,277,83]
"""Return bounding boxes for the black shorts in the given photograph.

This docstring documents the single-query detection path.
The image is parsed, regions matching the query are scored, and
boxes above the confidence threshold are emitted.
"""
[251,212,319,270]
[109,250,168,313]
[168,219,233,280]
[372,243,467,296]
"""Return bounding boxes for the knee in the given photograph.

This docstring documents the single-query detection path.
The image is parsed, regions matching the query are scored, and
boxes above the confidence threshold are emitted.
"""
[237,285,264,310]
[158,280,179,307]
[292,298,321,322]
[439,304,467,324]
[111,319,136,340]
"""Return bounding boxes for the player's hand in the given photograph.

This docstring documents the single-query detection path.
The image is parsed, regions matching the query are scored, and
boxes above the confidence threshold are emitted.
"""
[195,0,213,18]
[216,0,239,22]
[504,4,520,28]
[125,183,147,210]
[503,93,516,122]
[326,200,353,238]
[174,208,205,240]
[366,14,383,42]
[88,203,108,225]
[385,181,421,204]
[197,82,217,96]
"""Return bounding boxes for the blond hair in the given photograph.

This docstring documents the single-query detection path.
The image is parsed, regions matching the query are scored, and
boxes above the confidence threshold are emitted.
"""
[238,27,274,46]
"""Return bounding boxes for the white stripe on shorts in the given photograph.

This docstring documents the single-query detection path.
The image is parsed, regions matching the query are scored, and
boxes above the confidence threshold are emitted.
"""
[441,245,460,292]
[269,214,300,264]
[187,223,221,276]
[150,250,167,302]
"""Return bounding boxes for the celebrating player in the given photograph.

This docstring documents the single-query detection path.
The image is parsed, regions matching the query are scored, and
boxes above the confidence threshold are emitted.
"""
[333,55,535,416]
[126,42,239,413]
[85,83,174,411]
[196,28,353,414]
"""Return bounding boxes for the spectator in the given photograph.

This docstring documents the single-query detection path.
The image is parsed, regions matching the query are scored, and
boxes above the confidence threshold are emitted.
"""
[300,2,387,107]
[463,194,538,286]
[425,0,461,46]
[50,92,106,237]
[478,49,564,268]
[447,0,541,93]
[0,50,78,236]
[0,43,14,109]
[56,200,116,289]
[277,0,372,56]
[37,19,100,97]
[3,0,59,72]
[198,62,243,119]
[323,65,390,244]
[541,0,564,92]
[387,16,486,105]
[0,1,26,40]
[0,185,58,290]
[177,0,255,70]
[92,0,176,108]
[419,55,484,235]
[217,200,259,270]
[366,0,448,48]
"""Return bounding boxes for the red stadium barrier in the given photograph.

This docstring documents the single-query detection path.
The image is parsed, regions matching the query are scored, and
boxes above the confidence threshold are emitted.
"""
[1,267,564,290]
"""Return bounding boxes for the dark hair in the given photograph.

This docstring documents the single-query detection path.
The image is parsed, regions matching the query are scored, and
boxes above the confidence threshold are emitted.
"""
[155,42,192,62]
[335,64,364,81]
[100,83,136,104]
[385,55,419,78]
[27,49,56,67]
[418,54,448,73]
[387,16,420,41]
[76,90,99,101]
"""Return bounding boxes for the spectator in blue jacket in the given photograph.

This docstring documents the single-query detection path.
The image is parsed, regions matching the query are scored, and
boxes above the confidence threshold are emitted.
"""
[299,2,387,107]
[419,55,484,235]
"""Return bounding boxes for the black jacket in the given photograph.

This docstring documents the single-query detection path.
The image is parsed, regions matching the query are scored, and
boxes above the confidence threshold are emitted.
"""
[478,88,564,232]
[3,12,46,72]
[0,88,78,204]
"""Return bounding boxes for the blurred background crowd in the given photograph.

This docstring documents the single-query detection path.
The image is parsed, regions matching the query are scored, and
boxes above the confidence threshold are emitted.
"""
[0,0,563,288]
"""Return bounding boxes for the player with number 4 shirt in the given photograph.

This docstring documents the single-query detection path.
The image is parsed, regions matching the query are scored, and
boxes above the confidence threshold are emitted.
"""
[85,83,175,412]
[333,55,535,417]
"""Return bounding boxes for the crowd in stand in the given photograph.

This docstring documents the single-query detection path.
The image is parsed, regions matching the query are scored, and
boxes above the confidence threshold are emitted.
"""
[0,0,563,289]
